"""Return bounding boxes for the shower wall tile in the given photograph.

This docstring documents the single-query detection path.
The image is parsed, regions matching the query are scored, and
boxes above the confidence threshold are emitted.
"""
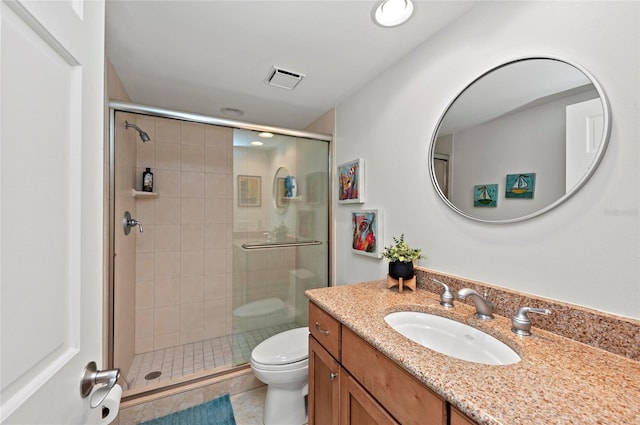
[205,223,227,250]
[181,122,205,146]
[181,145,205,172]
[204,249,227,275]
[181,224,204,251]
[204,274,227,301]
[136,281,155,310]
[136,199,156,223]
[205,125,231,148]
[180,302,204,330]
[155,252,180,280]
[154,279,180,307]
[155,169,181,197]
[155,198,181,224]
[135,309,154,338]
[136,225,155,253]
[205,146,228,173]
[155,225,181,252]
[154,332,179,351]
[155,305,180,334]
[181,276,204,303]
[136,253,155,281]
[181,198,204,224]
[205,198,227,223]
[181,172,204,198]
[132,116,233,355]
[180,328,204,346]
[156,143,181,170]
[155,120,181,144]
[181,253,206,277]
[204,173,227,199]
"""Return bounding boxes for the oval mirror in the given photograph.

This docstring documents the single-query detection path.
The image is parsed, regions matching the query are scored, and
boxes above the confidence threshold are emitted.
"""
[273,166,290,214]
[429,57,611,223]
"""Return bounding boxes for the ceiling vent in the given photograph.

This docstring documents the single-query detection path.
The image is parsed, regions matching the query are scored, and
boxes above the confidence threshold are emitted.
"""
[265,66,305,90]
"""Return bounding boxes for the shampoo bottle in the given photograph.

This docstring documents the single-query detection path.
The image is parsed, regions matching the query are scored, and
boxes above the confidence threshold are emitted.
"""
[142,168,154,192]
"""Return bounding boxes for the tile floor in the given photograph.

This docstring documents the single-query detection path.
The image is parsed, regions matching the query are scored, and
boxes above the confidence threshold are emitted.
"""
[125,323,299,391]
[230,385,267,425]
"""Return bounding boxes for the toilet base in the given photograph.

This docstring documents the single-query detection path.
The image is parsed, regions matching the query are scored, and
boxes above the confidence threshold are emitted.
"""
[263,386,307,425]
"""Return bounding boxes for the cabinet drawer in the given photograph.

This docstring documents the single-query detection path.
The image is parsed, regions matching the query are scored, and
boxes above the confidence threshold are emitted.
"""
[309,302,341,360]
[342,327,446,425]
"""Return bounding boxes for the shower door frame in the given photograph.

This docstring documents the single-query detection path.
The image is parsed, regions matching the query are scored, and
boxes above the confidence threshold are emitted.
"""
[106,101,333,378]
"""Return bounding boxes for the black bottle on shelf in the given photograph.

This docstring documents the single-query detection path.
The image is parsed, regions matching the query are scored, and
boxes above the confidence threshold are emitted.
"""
[142,168,154,192]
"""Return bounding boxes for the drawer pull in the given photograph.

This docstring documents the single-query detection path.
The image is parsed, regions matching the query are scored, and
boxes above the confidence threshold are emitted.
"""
[329,372,338,381]
[315,321,330,335]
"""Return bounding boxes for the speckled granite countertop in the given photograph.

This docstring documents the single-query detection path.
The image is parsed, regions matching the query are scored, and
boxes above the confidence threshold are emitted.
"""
[306,281,640,425]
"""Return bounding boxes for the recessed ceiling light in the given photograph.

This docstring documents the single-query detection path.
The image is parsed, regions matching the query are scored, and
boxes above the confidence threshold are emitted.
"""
[258,132,274,138]
[373,0,414,27]
[250,140,264,146]
[220,107,244,117]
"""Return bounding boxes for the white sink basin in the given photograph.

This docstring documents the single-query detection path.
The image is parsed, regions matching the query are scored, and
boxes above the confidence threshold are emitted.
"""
[384,311,520,365]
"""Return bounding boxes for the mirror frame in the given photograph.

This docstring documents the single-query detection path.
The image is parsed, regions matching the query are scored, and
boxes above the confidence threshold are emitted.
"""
[428,56,612,224]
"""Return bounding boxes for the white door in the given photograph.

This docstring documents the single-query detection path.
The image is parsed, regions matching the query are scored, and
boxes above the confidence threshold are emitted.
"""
[1,1,105,423]
[565,98,604,192]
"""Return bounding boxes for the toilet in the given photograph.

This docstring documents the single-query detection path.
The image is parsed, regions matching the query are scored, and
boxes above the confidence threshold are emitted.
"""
[250,327,309,425]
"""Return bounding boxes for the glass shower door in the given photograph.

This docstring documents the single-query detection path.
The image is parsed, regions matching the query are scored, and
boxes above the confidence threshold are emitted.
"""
[230,129,329,365]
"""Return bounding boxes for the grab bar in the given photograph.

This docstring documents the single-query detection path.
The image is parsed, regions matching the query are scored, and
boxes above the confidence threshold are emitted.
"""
[241,240,323,249]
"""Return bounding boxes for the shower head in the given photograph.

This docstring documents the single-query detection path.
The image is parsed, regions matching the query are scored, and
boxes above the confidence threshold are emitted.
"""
[125,120,151,142]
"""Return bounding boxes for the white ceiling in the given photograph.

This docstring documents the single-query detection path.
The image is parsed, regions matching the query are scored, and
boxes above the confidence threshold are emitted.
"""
[105,1,478,130]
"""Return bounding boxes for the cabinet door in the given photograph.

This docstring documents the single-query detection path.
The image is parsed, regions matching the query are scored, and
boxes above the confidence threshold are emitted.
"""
[340,370,400,425]
[450,407,477,425]
[309,335,340,425]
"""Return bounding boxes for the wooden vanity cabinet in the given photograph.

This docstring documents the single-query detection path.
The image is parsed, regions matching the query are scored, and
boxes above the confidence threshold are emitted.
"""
[309,301,468,425]
[450,407,476,425]
[340,370,400,425]
[309,335,340,425]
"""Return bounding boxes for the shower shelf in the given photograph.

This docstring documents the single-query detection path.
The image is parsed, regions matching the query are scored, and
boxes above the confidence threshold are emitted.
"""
[131,189,159,198]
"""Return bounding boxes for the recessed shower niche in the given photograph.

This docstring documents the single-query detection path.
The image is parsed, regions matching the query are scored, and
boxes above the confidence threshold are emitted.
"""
[109,104,330,396]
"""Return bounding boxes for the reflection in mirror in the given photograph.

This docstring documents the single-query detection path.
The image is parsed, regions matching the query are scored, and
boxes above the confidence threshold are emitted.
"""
[429,57,611,223]
[273,166,290,214]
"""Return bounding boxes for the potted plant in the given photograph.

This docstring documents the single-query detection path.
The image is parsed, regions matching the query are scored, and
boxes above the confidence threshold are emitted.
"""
[382,234,425,280]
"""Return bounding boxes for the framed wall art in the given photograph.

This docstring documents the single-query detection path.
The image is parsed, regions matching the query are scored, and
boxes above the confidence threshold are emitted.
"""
[351,209,382,258]
[237,175,261,207]
[338,158,364,204]
[506,173,536,199]
[474,184,498,207]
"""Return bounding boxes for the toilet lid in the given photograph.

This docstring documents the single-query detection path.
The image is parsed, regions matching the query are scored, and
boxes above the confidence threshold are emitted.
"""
[251,327,309,365]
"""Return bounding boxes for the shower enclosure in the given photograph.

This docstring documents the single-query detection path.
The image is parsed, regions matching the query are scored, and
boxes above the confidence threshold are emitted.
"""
[109,103,330,397]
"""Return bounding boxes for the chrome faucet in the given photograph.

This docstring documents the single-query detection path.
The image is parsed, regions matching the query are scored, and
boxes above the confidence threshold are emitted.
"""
[431,278,454,308]
[457,288,494,320]
[511,307,552,336]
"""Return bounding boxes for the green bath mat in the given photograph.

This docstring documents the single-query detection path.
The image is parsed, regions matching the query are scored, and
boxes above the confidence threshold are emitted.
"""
[140,393,236,425]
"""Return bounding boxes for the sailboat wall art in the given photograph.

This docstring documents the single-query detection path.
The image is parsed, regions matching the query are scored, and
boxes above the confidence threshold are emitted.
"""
[474,184,498,207]
[506,173,536,199]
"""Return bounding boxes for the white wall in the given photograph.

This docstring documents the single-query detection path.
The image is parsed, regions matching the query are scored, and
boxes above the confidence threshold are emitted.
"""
[334,1,639,319]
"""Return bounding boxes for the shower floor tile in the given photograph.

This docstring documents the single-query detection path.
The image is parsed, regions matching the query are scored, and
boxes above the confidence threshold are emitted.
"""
[125,322,299,391]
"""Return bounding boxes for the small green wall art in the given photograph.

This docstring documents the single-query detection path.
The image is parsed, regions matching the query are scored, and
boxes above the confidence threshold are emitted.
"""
[506,173,536,199]
[474,184,498,207]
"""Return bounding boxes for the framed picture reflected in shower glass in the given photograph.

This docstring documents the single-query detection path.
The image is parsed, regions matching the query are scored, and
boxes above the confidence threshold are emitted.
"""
[238,175,261,207]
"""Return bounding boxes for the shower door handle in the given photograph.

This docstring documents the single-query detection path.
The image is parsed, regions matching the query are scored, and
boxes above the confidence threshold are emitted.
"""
[123,211,143,235]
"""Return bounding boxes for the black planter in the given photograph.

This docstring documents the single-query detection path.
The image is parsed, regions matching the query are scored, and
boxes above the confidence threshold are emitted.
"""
[388,261,414,280]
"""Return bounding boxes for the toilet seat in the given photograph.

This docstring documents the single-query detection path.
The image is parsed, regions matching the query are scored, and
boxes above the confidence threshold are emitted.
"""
[250,327,308,368]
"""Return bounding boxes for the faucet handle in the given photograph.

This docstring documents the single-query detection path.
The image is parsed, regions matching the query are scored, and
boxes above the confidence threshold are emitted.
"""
[431,278,454,308]
[511,307,552,336]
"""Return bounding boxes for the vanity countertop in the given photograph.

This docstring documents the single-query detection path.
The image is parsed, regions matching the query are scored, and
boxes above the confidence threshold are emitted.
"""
[306,281,640,425]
